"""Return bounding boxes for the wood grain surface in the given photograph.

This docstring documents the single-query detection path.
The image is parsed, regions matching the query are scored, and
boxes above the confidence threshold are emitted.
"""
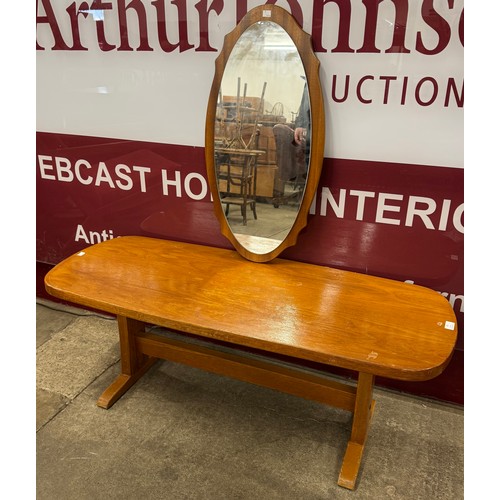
[45,236,457,381]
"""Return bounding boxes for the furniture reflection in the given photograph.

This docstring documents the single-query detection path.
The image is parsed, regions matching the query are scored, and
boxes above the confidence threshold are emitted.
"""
[215,90,304,210]
[272,123,307,207]
[215,147,264,225]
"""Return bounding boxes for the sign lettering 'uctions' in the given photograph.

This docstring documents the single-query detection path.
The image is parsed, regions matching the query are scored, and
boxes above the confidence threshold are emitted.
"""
[332,74,462,108]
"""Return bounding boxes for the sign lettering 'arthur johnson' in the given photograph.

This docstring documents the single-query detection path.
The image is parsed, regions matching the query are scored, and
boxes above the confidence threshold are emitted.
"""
[36,0,464,55]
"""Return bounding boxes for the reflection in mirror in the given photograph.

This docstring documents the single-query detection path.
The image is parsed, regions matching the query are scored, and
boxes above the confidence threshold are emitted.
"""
[216,22,309,248]
[206,5,324,262]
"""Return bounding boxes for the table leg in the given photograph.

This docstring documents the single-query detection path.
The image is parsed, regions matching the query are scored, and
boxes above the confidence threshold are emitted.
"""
[338,372,376,490]
[97,316,157,409]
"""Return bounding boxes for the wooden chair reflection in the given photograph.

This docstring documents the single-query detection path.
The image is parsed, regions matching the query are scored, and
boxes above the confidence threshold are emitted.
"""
[215,147,264,225]
[215,80,267,225]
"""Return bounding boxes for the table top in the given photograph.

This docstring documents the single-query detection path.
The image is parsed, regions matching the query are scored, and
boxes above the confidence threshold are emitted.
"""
[45,236,457,381]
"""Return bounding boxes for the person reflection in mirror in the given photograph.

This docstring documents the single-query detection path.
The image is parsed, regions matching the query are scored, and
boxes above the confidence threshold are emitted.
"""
[272,79,310,206]
[294,79,311,162]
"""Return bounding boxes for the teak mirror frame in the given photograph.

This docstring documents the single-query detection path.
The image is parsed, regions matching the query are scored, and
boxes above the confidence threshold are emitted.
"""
[205,4,325,262]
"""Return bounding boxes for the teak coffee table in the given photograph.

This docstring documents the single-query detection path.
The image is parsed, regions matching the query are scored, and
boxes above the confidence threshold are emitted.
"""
[44,236,457,490]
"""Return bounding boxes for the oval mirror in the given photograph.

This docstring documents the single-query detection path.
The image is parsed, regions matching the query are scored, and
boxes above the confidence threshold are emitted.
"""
[205,5,325,262]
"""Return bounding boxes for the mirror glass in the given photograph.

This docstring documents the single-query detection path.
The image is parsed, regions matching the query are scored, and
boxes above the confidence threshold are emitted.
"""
[206,6,324,262]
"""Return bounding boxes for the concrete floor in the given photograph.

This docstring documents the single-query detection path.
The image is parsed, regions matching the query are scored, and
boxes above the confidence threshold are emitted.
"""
[36,299,463,499]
